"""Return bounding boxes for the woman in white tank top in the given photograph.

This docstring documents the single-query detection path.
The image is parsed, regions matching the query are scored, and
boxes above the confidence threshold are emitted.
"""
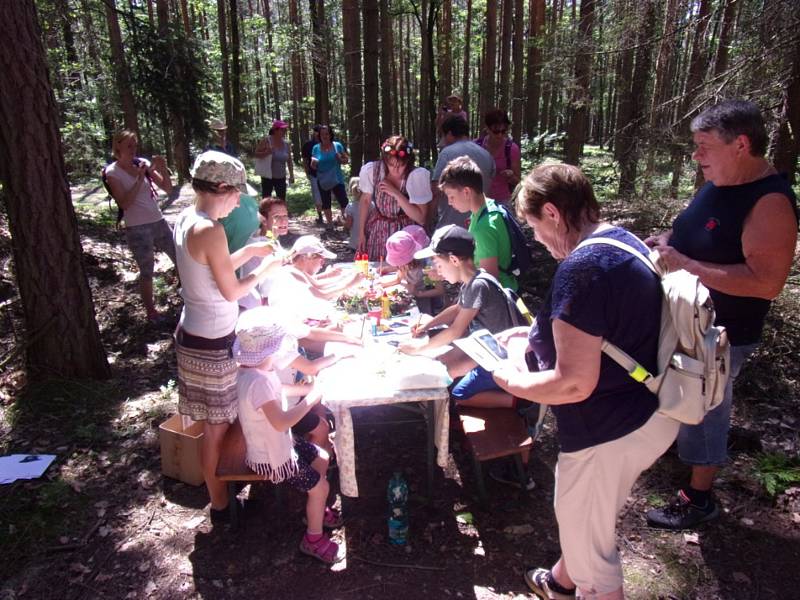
[173,150,280,523]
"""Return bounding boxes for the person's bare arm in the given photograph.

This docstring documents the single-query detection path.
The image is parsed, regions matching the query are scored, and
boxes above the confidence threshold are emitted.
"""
[192,222,280,301]
[478,256,501,280]
[290,353,339,377]
[493,318,601,406]
[644,229,672,248]
[401,306,477,354]
[229,240,277,270]
[260,388,322,432]
[653,194,797,299]
[377,180,426,224]
[357,191,371,252]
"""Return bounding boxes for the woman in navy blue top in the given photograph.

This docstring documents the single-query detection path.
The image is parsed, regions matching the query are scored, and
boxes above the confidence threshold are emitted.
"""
[493,164,680,599]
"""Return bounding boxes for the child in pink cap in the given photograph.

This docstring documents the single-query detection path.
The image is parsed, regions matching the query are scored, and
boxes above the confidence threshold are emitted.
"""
[402,224,430,249]
[382,231,445,315]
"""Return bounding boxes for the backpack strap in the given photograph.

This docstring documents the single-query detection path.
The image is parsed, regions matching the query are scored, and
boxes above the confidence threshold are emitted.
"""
[475,270,524,327]
[476,203,514,275]
[574,236,660,384]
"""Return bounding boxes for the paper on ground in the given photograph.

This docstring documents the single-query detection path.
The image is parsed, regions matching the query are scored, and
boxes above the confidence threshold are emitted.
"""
[0,454,56,484]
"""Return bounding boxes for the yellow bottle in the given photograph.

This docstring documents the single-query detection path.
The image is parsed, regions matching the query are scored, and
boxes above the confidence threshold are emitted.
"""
[381,292,391,320]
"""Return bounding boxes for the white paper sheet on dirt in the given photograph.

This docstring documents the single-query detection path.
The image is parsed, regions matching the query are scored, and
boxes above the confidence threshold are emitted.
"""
[0,454,56,484]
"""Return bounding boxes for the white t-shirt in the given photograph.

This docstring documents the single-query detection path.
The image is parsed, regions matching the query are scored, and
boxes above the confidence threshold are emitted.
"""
[105,159,163,227]
[357,162,433,205]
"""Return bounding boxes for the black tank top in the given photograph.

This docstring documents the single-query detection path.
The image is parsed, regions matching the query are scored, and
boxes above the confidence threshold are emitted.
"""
[669,174,798,345]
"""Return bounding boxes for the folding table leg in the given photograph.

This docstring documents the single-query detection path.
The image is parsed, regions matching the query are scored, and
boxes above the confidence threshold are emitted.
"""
[425,401,435,500]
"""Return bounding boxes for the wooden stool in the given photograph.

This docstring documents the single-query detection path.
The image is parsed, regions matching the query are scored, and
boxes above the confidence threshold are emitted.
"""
[458,406,533,504]
[216,419,277,527]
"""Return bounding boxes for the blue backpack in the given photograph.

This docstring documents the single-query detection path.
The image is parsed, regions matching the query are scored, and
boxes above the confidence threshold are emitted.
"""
[476,203,533,277]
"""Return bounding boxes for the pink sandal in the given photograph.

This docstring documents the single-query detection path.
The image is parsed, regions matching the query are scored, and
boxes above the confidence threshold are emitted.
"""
[299,532,342,564]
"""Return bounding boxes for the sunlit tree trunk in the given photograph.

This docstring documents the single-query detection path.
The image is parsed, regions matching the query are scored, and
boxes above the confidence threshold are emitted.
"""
[462,0,472,123]
[229,0,241,147]
[380,0,394,137]
[105,0,138,133]
[564,0,595,165]
[525,0,545,140]
[363,0,380,159]
[343,0,364,170]
[310,0,330,125]
[479,1,497,121]
[498,0,513,112]
[217,0,232,127]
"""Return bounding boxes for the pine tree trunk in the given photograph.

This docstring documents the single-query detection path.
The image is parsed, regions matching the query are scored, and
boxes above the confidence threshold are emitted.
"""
[712,0,738,78]
[363,0,380,159]
[343,0,364,171]
[264,0,281,118]
[525,0,545,140]
[462,0,472,122]
[419,1,436,162]
[613,0,634,164]
[511,0,524,142]
[105,0,138,133]
[0,0,110,380]
[180,0,192,36]
[498,0,513,112]
[650,0,681,131]
[564,0,595,165]
[289,0,303,155]
[670,0,711,196]
[229,0,241,146]
[773,31,800,183]
[479,1,497,122]
[617,0,656,196]
[310,0,330,125]
[379,0,394,137]
[217,0,232,128]
[439,0,452,106]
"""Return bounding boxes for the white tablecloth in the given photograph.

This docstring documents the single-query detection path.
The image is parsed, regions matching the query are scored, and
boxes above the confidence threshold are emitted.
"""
[317,350,450,497]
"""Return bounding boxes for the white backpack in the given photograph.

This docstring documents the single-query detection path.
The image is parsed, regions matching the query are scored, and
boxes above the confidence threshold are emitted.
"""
[577,237,731,425]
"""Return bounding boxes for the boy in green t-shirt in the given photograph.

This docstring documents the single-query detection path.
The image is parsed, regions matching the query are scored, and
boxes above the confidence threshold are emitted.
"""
[438,156,518,290]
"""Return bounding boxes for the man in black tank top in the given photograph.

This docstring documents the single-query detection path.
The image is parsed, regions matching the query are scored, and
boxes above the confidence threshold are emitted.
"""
[644,100,798,531]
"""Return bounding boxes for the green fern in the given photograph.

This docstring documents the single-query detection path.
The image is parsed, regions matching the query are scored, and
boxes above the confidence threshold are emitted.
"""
[753,453,800,497]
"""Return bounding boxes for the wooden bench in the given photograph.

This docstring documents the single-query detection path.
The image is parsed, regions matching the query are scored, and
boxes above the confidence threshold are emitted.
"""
[216,419,277,527]
[458,406,533,504]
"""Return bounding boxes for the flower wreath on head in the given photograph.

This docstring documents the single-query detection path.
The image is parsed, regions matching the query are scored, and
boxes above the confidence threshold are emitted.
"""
[382,141,414,158]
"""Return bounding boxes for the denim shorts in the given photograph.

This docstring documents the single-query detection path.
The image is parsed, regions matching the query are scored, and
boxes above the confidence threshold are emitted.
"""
[677,343,758,466]
[124,218,176,278]
[451,365,503,400]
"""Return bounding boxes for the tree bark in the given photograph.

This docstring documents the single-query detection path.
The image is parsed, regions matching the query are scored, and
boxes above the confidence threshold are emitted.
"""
[363,0,380,159]
[288,0,303,155]
[478,1,497,122]
[511,0,524,142]
[0,1,110,380]
[564,0,595,165]
[380,0,395,136]
[228,0,241,146]
[310,0,330,125]
[670,0,711,196]
[525,0,545,140]
[773,30,800,183]
[461,0,472,124]
[264,0,281,118]
[343,0,364,171]
[617,0,656,196]
[217,0,232,128]
[712,0,738,79]
[613,0,635,163]
[104,0,138,133]
[498,0,513,112]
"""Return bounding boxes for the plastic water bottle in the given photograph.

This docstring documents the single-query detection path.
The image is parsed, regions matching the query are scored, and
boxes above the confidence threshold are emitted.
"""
[387,471,409,545]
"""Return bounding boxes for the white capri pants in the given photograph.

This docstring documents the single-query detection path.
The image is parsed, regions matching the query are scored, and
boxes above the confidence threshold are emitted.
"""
[554,410,679,596]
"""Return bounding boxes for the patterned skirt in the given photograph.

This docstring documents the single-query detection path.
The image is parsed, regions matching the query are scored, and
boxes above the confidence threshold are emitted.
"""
[175,328,238,425]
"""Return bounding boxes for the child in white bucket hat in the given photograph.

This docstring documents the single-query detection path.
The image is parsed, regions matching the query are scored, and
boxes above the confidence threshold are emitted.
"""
[234,306,343,564]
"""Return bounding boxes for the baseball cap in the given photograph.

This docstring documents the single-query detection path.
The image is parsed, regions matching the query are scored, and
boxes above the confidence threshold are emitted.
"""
[414,225,475,259]
[272,119,289,129]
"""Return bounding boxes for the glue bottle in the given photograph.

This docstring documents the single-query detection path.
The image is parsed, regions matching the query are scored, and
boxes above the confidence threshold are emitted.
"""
[387,471,409,545]
[381,292,391,320]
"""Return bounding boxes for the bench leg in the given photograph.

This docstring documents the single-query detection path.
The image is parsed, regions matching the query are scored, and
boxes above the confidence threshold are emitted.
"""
[472,455,488,506]
[513,454,528,498]
[426,400,435,501]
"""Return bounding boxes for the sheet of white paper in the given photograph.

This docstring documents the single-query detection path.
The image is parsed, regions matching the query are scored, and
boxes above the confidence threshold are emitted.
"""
[0,454,56,484]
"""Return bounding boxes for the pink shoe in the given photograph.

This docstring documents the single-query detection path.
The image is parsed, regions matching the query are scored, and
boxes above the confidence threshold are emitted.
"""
[299,532,342,564]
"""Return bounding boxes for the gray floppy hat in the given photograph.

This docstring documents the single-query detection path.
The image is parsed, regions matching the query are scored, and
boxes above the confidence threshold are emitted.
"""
[191,150,257,196]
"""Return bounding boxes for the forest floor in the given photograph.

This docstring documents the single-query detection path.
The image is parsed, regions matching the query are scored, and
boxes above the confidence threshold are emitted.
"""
[0,160,799,600]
